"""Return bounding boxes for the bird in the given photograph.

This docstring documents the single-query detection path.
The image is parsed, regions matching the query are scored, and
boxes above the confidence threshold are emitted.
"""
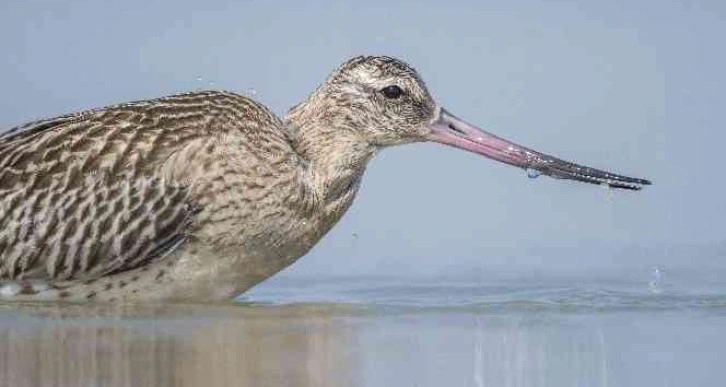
[0,56,651,302]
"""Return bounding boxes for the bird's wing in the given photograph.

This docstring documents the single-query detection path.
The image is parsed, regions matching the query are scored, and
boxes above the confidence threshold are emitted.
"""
[0,91,278,281]
[0,174,198,281]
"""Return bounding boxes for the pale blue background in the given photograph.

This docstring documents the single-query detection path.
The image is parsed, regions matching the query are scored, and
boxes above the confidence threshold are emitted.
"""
[0,0,721,280]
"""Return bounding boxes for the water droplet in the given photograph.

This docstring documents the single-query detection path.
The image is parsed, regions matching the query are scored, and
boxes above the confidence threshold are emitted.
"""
[648,266,663,294]
[352,233,359,239]
[526,168,542,179]
[248,88,258,96]
[208,80,215,87]
[193,77,205,91]
[601,182,614,202]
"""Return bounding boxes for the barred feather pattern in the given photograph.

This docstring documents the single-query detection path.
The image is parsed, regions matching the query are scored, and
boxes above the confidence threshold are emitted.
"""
[0,56,443,301]
[0,91,300,285]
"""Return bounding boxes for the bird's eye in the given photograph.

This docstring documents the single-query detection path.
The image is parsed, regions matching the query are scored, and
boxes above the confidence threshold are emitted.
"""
[380,85,403,99]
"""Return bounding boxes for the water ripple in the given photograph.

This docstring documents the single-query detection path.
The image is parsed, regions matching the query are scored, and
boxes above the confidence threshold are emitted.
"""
[243,276,726,313]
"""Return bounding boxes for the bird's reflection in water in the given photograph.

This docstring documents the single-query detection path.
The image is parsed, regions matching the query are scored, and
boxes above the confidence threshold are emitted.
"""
[0,300,713,386]
[0,303,358,387]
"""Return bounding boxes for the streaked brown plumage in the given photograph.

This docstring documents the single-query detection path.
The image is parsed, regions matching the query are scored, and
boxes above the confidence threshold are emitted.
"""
[0,56,650,302]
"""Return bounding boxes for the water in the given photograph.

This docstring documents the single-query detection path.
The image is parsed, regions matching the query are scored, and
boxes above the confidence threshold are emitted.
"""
[1,273,725,386]
[526,168,543,179]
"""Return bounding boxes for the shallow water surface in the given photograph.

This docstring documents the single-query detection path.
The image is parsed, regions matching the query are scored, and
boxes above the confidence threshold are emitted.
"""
[0,275,724,386]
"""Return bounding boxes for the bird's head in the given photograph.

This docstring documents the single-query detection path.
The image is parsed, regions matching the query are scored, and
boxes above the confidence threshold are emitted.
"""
[290,55,651,190]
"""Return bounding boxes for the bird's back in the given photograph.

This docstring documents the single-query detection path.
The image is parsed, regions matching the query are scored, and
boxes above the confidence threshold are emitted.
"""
[0,90,296,285]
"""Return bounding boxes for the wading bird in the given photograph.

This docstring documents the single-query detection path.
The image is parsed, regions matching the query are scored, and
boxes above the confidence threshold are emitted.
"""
[0,56,650,302]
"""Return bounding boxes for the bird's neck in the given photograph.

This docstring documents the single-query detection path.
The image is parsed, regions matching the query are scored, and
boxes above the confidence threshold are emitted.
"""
[285,109,376,218]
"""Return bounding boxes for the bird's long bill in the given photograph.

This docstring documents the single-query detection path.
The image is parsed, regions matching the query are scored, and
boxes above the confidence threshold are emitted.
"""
[425,107,652,190]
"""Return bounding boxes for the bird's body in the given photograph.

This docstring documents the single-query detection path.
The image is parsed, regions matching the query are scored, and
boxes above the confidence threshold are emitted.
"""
[0,91,363,301]
[0,56,650,302]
